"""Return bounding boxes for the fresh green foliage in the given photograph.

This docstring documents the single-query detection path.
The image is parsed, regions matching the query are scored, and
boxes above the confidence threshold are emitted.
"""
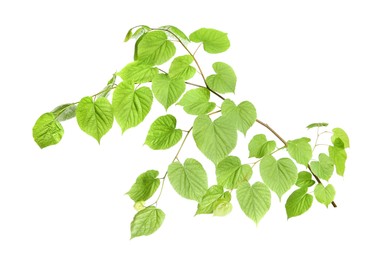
[168,158,208,201]
[33,25,350,238]
[127,170,160,202]
[285,187,313,219]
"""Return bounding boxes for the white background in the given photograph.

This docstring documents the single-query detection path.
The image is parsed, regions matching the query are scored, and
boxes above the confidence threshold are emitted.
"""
[1,0,386,259]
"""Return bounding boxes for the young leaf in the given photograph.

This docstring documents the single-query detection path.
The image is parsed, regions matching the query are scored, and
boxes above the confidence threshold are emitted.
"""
[236,181,271,225]
[33,113,64,148]
[168,158,208,201]
[189,28,230,54]
[196,185,224,215]
[145,115,182,150]
[287,137,313,166]
[117,61,158,83]
[331,128,350,148]
[112,81,153,133]
[125,25,150,42]
[248,134,276,158]
[295,171,315,188]
[136,31,176,65]
[131,206,165,239]
[310,153,334,181]
[152,74,186,110]
[206,62,236,94]
[260,155,298,199]
[127,170,160,202]
[314,184,336,207]
[193,115,237,164]
[221,99,256,135]
[160,25,190,44]
[169,55,196,80]
[213,199,233,217]
[177,88,216,115]
[285,187,313,219]
[52,103,77,122]
[216,156,253,189]
[76,97,113,143]
[328,140,347,176]
[306,122,328,129]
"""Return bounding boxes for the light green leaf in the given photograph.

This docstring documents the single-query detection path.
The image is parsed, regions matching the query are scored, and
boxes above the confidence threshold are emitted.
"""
[76,97,113,143]
[328,141,347,176]
[295,171,315,188]
[193,115,237,164]
[206,62,236,94]
[216,156,252,189]
[285,188,313,219]
[248,134,276,158]
[136,31,176,65]
[260,155,298,199]
[131,206,165,239]
[132,26,151,40]
[33,113,64,148]
[177,88,216,115]
[196,185,224,215]
[112,81,153,133]
[306,122,328,129]
[314,184,336,207]
[189,28,230,54]
[287,137,313,166]
[169,55,196,80]
[117,61,158,83]
[160,25,190,44]
[237,181,271,225]
[331,128,350,148]
[145,115,182,150]
[152,74,186,110]
[168,158,208,201]
[221,99,256,135]
[127,170,160,202]
[134,201,146,211]
[310,153,334,181]
[52,103,77,122]
[213,199,233,216]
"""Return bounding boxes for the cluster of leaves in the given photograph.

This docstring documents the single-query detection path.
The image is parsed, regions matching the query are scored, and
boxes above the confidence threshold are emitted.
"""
[32,25,350,239]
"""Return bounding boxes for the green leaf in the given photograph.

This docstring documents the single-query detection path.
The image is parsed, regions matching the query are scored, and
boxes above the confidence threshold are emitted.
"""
[177,88,216,115]
[124,27,134,42]
[168,158,208,201]
[160,25,190,44]
[76,97,113,143]
[328,141,347,176]
[51,103,77,122]
[132,26,151,40]
[285,188,313,219]
[169,55,196,80]
[33,112,64,148]
[331,128,350,148]
[213,199,233,216]
[221,99,256,135]
[117,61,158,83]
[196,185,224,215]
[216,156,252,189]
[206,62,236,94]
[127,170,160,202]
[130,206,165,239]
[112,81,153,133]
[152,74,186,110]
[248,134,276,158]
[136,31,176,65]
[193,115,237,164]
[314,184,336,207]
[287,137,313,166]
[237,181,271,225]
[260,155,298,199]
[310,153,334,181]
[306,122,328,129]
[295,171,315,188]
[189,28,230,54]
[145,115,182,150]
